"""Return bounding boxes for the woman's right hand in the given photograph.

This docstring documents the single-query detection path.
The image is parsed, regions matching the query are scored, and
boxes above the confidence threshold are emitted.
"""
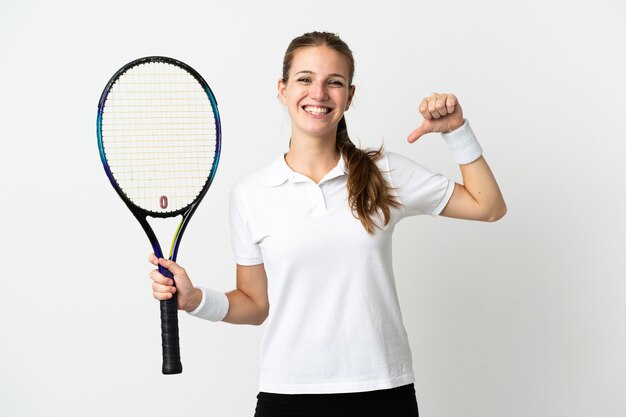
[148,254,202,312]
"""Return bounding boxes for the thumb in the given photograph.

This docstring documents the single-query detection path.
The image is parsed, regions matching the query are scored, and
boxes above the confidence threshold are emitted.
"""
[407,123,430,143]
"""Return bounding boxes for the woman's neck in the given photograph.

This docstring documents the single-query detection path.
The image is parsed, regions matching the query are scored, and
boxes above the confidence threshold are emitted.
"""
[285,133,340,184]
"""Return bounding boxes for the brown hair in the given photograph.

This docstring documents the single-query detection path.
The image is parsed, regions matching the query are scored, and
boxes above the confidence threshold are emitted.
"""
[282,31,400,234]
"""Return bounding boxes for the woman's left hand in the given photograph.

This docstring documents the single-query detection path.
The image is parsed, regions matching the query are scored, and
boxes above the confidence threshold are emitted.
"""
[407,93,465,143]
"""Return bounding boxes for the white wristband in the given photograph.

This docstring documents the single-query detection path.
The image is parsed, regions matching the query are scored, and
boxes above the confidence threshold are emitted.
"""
[441,119,483,165]
[187,287,229,322]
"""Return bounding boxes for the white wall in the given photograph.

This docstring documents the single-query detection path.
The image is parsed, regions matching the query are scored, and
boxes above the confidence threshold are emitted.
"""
[1,0,624,416]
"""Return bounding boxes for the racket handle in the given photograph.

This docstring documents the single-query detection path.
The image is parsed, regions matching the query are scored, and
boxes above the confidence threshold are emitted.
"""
[160,297,182,374]
[160,267,182,374]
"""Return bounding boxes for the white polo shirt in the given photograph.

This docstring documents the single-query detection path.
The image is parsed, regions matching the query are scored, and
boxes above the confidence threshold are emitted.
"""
[229,151,454,394]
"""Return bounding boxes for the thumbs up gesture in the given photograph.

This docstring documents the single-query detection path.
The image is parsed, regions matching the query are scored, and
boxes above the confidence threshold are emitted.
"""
[407,93,465,143]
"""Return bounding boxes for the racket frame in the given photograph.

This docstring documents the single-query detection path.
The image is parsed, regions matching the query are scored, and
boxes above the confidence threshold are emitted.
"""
[96,56,221,374]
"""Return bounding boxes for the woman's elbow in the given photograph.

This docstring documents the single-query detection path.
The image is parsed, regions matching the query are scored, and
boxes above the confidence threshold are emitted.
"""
[252,306,270,326]
[485,201,507,222]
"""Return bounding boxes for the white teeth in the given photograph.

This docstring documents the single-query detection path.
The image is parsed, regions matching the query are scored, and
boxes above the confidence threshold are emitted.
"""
[303,106,330,115]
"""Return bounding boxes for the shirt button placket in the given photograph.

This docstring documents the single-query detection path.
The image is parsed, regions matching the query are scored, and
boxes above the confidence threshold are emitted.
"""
[315,183,328,215]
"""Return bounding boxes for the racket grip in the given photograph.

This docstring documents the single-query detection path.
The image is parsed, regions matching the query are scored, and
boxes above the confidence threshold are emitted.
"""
[160,297,182,374]
[160,283,183,374]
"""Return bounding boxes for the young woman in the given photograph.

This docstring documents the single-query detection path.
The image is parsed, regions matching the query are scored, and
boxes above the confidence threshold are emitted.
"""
[149,31,506,417]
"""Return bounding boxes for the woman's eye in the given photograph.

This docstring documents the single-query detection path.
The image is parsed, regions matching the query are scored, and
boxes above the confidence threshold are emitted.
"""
[329,80,344,87]
[297,77,311,83]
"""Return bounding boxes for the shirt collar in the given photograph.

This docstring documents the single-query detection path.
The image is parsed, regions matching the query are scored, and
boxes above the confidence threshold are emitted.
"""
[267,154,348,187]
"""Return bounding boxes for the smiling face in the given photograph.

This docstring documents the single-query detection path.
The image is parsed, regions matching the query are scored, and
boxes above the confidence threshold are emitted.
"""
[278,46,355,141]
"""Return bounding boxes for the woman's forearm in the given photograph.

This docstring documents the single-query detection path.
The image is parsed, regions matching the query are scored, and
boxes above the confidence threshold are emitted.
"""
[442,156,507,221]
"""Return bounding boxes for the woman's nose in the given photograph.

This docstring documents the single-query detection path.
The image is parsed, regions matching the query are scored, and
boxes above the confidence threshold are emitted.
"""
[308,81,328,101]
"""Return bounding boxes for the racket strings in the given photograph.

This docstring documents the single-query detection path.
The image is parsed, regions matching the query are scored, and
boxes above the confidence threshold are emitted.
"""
[101,61,218,213]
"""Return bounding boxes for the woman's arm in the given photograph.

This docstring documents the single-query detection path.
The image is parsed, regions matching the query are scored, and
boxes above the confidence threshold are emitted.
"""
[149,255,269,325]
[440,156,507,221]
[224,264,269,325]
[407,93,506,222]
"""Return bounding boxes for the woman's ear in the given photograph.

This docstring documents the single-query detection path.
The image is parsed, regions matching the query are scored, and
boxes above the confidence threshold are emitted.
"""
[346,84,356,110]
[277,78,287,105]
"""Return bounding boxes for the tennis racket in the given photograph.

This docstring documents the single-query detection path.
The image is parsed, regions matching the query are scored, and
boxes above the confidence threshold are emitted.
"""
[96,56,221,374]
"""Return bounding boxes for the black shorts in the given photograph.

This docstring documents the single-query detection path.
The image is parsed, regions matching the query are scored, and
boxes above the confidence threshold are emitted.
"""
[254,383,419,417]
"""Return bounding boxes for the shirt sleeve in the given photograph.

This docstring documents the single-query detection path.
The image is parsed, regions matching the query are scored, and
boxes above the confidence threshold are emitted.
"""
[229,181,264,265]
[385,151,455,218]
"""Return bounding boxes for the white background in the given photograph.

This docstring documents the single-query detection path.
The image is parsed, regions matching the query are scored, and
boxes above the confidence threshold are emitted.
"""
[1,0,625,416]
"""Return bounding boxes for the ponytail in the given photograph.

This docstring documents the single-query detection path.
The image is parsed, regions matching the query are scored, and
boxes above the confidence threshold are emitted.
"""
[336,116,401,234]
